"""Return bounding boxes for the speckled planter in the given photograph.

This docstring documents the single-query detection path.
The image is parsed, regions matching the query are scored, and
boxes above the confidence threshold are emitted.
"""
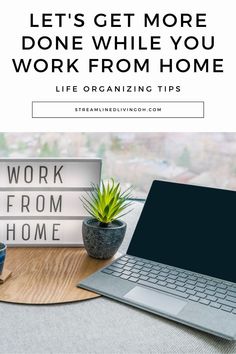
[82,218,127,259]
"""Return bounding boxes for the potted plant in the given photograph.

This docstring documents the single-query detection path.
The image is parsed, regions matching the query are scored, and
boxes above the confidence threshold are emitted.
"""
[81,179,133,259]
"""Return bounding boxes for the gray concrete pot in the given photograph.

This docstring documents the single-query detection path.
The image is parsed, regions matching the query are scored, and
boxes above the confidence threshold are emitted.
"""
[82,218,127,259]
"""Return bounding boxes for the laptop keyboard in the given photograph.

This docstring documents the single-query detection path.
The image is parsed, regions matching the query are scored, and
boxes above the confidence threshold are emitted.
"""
[101,255,236,315]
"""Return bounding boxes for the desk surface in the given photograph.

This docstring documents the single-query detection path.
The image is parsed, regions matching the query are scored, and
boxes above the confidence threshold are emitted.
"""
[1,202,236,354]
[0,247,117,304]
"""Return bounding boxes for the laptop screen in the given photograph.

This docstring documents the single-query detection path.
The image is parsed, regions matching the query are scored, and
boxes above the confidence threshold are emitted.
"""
[127,180,236,283]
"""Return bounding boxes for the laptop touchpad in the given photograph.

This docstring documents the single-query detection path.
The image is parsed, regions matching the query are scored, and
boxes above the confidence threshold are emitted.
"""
[124,286,187,315]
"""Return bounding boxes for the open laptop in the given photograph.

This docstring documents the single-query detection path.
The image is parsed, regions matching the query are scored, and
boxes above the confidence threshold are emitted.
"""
[78,180,236,340]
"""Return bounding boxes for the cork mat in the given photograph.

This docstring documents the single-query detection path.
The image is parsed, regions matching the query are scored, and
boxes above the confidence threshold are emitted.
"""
[0,247,118,304]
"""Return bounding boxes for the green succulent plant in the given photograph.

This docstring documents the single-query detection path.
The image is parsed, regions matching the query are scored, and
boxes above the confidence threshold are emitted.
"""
[81,179,133,227]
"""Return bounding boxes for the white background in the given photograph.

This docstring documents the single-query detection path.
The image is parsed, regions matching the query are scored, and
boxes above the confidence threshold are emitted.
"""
[0,0,235,132]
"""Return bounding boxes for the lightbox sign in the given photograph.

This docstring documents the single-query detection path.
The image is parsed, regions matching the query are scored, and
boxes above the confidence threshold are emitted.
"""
[0,158,101,246]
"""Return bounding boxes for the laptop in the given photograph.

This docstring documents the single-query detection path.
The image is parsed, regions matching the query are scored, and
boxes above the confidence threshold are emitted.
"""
[78,180,236,340]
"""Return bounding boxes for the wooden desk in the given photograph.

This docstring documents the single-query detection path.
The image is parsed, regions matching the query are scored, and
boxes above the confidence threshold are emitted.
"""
[0,247,117,304]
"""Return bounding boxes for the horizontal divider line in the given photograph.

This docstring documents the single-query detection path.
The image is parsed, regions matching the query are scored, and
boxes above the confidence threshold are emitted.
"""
[0,216,86,220]
[0,187,93,192]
